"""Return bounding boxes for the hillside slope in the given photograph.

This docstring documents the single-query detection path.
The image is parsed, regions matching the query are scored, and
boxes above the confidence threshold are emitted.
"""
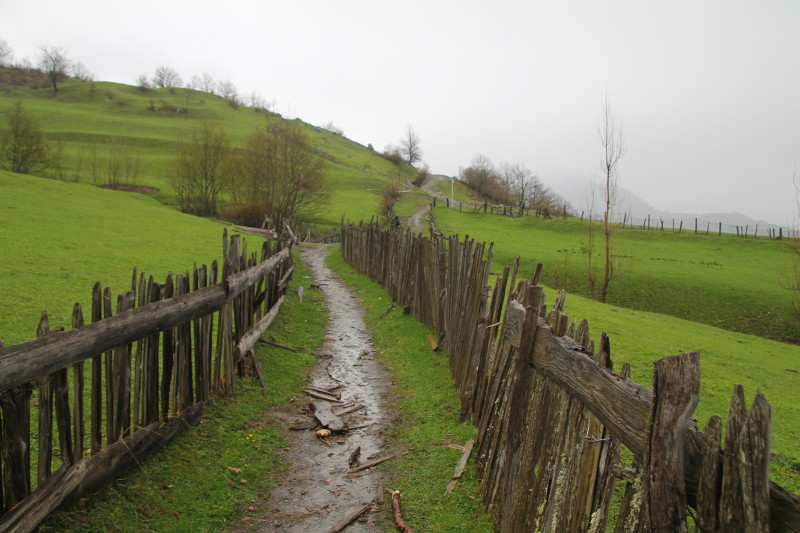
[0,76,413,230]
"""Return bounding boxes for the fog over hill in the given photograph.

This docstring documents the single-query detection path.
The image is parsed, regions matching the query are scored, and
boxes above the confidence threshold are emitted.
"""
[545,172,790,235]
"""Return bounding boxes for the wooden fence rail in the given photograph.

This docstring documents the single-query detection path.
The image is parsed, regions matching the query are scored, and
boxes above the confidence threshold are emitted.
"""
[0,230,293,532]
[340,222,800,532]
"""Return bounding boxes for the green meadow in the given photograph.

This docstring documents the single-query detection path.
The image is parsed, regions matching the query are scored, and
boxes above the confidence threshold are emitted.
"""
[1,74,798,530]
[0,76,408,228]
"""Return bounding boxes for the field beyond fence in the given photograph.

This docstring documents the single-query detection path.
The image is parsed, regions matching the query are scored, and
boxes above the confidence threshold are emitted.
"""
[341,222,800,532]
[0,231,292,533]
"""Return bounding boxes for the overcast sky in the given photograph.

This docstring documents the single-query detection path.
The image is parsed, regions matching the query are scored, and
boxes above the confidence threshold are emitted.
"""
[3,0,799,225]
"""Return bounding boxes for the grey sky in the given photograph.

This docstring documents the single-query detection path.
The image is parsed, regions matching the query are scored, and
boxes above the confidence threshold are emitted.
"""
[3,0,799,225]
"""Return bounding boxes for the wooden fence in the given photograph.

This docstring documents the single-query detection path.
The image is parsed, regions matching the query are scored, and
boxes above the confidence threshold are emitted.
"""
[340,222,800,532]
[0,230,293,532]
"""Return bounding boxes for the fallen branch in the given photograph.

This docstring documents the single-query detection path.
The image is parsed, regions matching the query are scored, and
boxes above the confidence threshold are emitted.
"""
[304,389,343,403]
[380,304,396,319]
[326,502,372,533]
[444,440,474,497]
[334,404,366,417]
[222,474,241,490]
[391,491,414,533]
[261,339,306,352]
[308,386,341,399]
[347,455,395,474]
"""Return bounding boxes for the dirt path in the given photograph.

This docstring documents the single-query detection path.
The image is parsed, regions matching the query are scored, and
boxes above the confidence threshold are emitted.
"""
[256,245,390,532]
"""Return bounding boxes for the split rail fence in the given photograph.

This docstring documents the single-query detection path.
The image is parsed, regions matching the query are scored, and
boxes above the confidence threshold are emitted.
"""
[0,231,293,533]
[341,222,800,532]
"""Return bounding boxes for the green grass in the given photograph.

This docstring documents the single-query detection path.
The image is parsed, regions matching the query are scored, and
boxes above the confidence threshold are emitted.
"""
[0,171,240,345]
[326,248,495,532]
[430,176,475,203]
[0,77,414,232]
[433,206,800,344]
[42,247,324,532]
[558,288,800,492]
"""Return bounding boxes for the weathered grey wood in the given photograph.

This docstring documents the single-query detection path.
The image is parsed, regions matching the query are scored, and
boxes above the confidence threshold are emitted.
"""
[444,440,474,497]
[311,400,347,431]
[37,312,54,483]
[340,223,800,530]
[0,403,204,533]
[697,416,722,532]
[71,303,85,464]
[225,247,290,298]
[720,385,747,531]
[0,463,87,533]
[72,402,203,505]
[0,284,227,395]
[531,325,653,458]
[0,384,33,512]
[236,295,285,357]
[646,352,699,532]
[742,391,771,531]
[0,247,293,396]
[90,282,103,455]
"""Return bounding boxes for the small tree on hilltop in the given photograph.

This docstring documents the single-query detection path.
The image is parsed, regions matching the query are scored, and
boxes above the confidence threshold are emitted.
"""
[400,125,422,165]
[0,100,49,174]
[152,65,182,89]
[37,45,70,93]
[0,37,13,66]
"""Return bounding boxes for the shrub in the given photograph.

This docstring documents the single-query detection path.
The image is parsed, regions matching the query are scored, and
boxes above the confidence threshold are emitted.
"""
[380,181,402,217]
[412,165,431,187]
[380,146,404,165]
[219,201,266,227]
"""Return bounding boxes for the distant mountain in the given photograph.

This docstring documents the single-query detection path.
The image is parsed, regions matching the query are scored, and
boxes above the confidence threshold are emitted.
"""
[545,172,784,236]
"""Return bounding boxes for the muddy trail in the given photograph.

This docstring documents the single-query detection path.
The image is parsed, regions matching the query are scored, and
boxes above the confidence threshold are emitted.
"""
[256,245,391,532]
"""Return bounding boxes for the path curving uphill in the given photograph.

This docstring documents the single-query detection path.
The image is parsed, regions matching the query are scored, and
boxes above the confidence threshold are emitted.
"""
[258,244,390,532]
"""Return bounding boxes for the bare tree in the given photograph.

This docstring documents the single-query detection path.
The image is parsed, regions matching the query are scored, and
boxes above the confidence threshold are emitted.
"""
[230,121,328,228]
[784,166,800,313]
[71,61,94,81]
[0,100,49,174]
[135,73,150,91]
[595,93,626,302]
[152,65,182,88]
[460,154,507,203]
[0,37,12,66]
[500,162,533,208]
[37,45,70,93]
[400,125,422,165]
[247,91,266,109]
[104,137,141,186]
[173,123,231,216]
[217,79,239,106]
[198,72,216,94]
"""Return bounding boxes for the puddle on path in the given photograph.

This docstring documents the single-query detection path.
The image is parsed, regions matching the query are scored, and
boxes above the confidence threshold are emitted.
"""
[257,245,390,532]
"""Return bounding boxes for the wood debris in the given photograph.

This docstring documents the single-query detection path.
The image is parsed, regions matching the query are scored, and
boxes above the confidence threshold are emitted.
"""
[346,455,395,474]
[444,440,474,497]
[391,491,414,532]
[304,389,343,403]
[310,400,348,432]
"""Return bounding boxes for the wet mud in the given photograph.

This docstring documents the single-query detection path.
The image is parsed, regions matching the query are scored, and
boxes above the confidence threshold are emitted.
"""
[256,245,390,532]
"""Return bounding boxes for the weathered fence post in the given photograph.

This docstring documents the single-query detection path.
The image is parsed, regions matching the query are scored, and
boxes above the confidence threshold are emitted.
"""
[645,352,700,532]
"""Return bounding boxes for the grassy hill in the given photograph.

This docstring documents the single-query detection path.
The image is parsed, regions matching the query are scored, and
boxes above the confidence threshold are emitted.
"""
[0,75,412,228]
[433,207,800,344]
[1,77,798,498]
